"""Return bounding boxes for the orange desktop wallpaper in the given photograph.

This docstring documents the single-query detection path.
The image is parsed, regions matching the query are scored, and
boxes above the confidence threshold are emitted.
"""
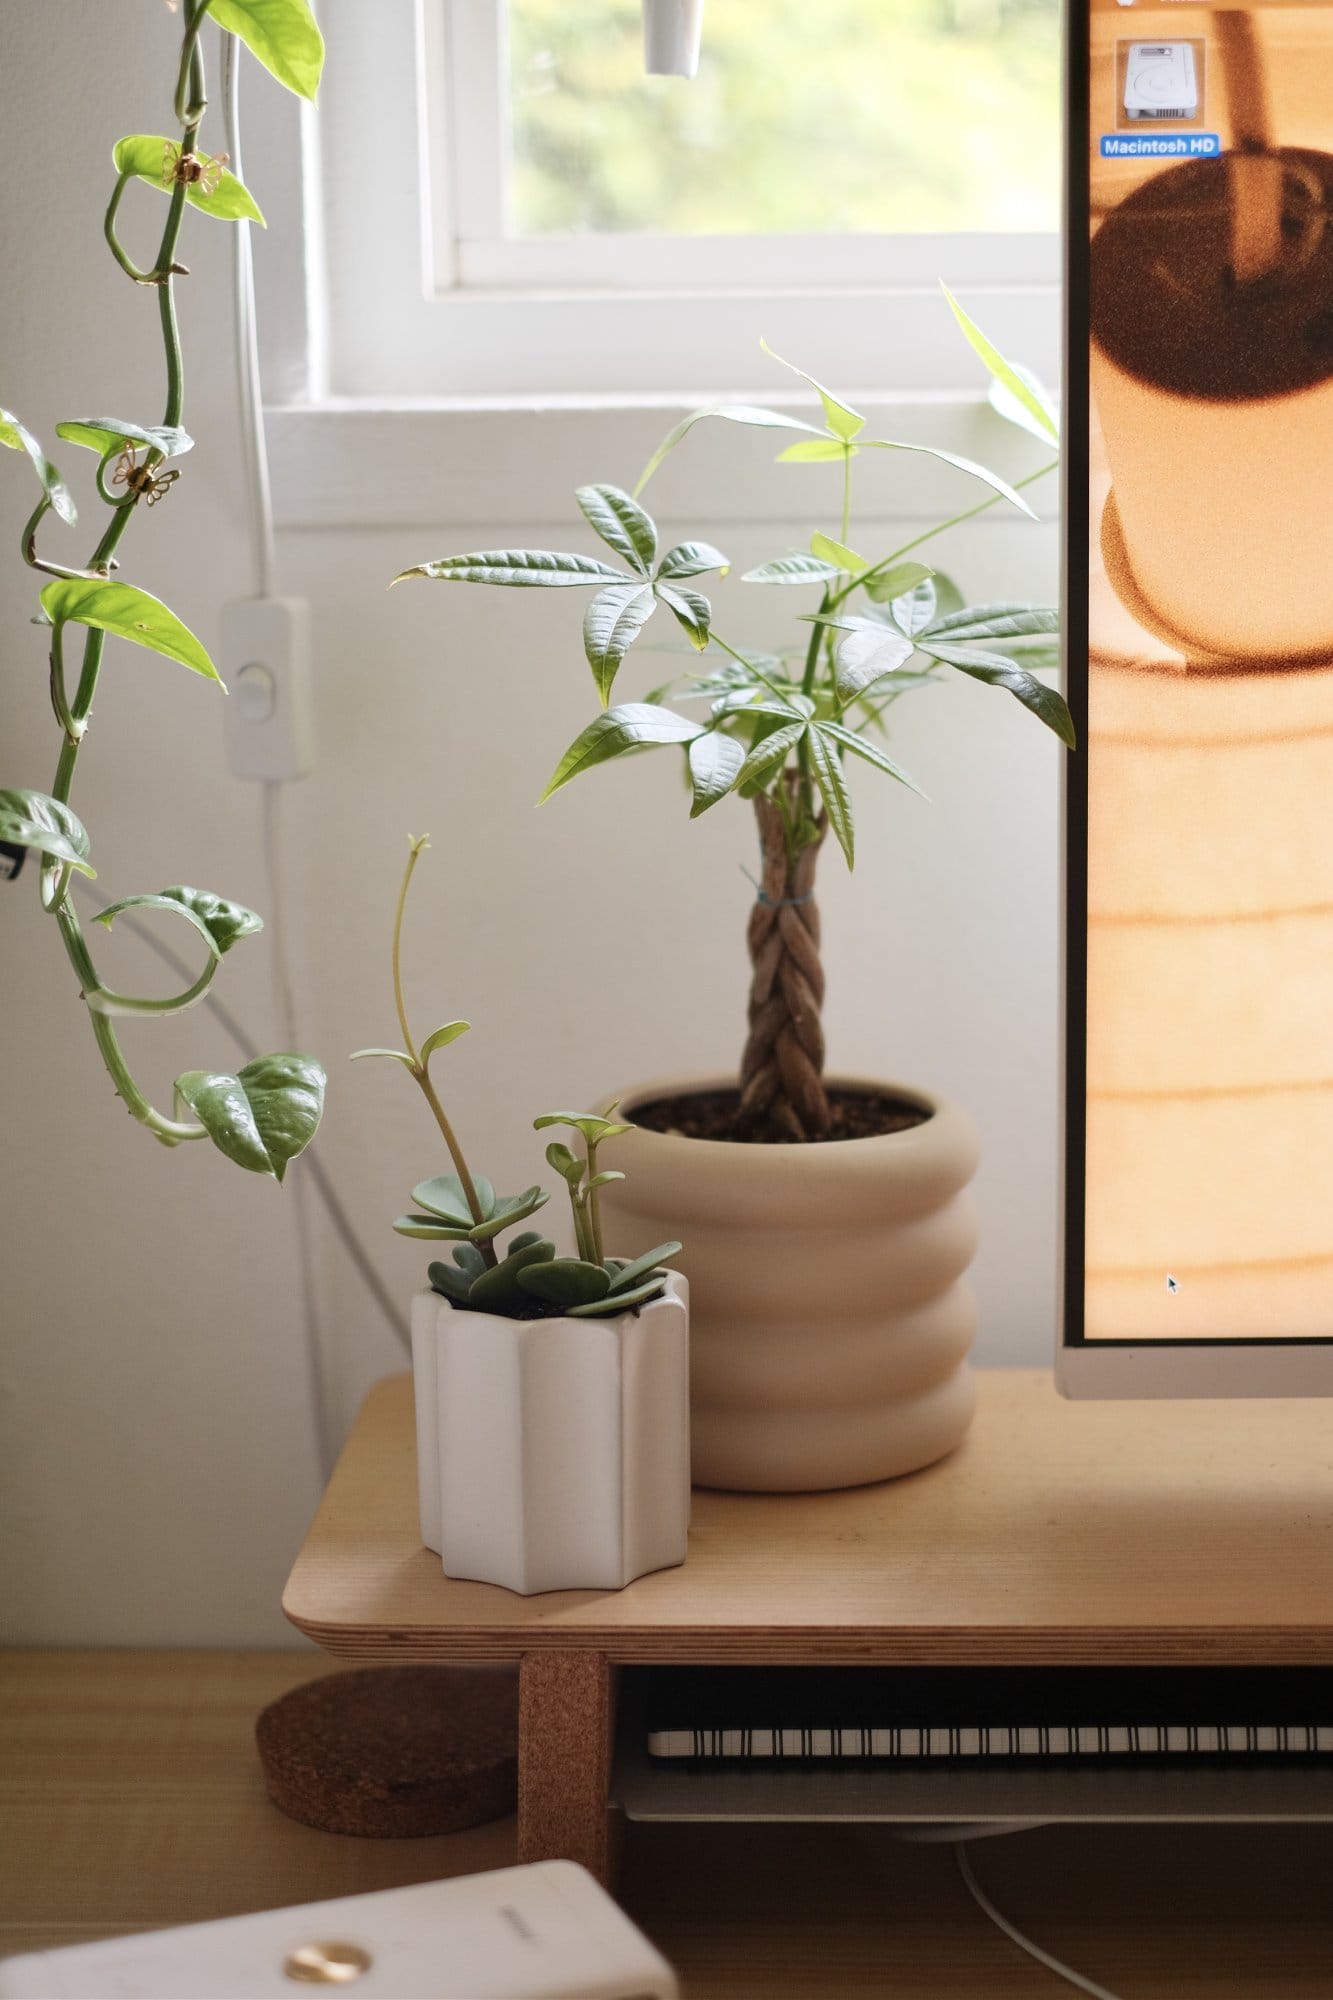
[1083,0,1333,1338]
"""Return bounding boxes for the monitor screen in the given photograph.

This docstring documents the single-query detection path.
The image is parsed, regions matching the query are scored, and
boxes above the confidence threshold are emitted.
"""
[1065,0,1333,1367]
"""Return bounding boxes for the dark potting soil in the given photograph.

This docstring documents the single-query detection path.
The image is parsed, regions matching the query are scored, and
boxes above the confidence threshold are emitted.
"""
[629,1085,930,1144]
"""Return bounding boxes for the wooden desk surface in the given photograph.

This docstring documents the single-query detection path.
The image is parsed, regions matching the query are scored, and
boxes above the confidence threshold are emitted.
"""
[284,1370,1333,1665]
[4,1650,1333,1998]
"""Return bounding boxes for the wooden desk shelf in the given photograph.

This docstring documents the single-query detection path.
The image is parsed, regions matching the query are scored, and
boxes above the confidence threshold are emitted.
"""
[284,1369,1333,1881]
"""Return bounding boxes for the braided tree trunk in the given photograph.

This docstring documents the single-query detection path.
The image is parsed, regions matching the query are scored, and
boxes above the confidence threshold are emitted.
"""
[738,789,830,1140]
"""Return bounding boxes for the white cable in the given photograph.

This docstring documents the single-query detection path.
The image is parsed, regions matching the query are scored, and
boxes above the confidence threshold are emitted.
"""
[220,33,277,601]
[954,1841,1124,2000]
[70,873,410,1357]
[220,32,333,1484]
[261,779,338,1484]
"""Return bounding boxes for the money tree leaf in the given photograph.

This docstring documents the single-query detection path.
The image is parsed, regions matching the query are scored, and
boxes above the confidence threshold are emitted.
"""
[654,581,711,650]
[741,553,841,585]
[918,641,1076,745]
[583,581,656,704]
[687,730,746,816]
[634,403,821,494]
[656,540,729,580]
[942,284,1060,444]
[576,483,657,574]
[541,703,704,801]
[759,338,865,439]
[807,726,855,867]
[394,548,625,587]
[175,1053,326,1181]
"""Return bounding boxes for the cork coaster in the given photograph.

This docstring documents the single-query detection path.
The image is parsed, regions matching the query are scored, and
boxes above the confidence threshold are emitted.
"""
[256,1665,518,1838]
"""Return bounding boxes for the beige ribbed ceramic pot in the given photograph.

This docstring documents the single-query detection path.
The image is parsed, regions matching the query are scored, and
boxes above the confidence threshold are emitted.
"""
[598,1076,980,1492]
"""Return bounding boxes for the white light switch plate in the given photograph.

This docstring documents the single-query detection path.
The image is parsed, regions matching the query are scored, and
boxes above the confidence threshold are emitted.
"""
[220,596,314,782]
[0,1862,678,1999]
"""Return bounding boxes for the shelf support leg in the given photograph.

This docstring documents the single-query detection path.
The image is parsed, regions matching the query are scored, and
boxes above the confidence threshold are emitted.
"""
[517,1650,617,1886]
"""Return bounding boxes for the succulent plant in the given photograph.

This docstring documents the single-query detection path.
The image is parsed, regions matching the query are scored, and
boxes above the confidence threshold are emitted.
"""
[358,837,680,1322]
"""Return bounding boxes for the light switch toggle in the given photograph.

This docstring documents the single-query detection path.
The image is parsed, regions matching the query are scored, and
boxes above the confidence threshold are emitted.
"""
[235,661,276,724]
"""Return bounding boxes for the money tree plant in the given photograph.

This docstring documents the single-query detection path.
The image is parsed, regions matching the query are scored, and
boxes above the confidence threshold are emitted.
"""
[395,306,1071,1143]
[356,836,681,1320]
[0,0,326,1179]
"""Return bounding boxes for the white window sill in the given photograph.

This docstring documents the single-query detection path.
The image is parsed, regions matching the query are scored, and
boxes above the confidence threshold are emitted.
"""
[267,392,1061,533]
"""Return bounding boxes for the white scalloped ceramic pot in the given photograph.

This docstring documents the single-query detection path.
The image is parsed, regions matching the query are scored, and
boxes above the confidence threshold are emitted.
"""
[411,1271,690,1595]
[596,1078,979,1492]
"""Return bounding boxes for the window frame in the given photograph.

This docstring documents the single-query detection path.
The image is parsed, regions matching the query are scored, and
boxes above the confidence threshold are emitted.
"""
[296,0,1060,402]
[432,0,1060,297]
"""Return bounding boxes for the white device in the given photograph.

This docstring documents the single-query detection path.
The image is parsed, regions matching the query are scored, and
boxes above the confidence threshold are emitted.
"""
[0,1862,678,1999]
[220,596,314,782]
[1123,42,1199,120]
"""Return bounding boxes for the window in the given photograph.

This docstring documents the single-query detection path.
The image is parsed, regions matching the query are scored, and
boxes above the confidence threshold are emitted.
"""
[296,0,1058,401]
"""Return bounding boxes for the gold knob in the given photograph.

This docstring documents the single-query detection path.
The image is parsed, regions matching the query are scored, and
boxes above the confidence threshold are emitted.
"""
[282,1940,373,1985]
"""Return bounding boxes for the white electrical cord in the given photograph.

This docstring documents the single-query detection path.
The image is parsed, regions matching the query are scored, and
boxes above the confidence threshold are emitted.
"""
[953,1841,1124,2000]
[70,874,409,1361]
[214,33,416,1478]
[221,32,277,602]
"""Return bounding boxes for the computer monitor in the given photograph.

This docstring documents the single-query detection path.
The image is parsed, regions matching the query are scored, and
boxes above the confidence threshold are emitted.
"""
[1061,0,1333,1395]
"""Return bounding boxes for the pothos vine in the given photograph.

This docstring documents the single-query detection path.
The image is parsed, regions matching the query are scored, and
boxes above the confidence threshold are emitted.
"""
[1,0,326,1181]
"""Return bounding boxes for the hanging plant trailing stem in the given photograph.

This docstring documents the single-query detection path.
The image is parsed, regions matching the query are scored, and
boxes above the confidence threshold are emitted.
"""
[0,0,327,1178]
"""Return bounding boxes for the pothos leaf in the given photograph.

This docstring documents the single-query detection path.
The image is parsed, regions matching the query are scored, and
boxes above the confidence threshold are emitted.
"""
[113,137,266,224]
[541,703,704,802]
[0,789,94,876]
[40,578,220,683]
[210,0,326,101]
[394,549,625,588]
[175,1053,326,1181]
[56,417,193,461]
[583,581,656,704]
[95,885,263,957]
[0,409,77,525]
[576,484,657,574]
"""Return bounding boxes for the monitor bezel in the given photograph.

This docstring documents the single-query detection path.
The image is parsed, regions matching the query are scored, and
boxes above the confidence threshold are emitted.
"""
[1057,0,1333,1397]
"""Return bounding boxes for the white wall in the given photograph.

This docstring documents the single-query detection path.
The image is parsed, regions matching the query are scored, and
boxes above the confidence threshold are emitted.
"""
[0,4,1063,1646]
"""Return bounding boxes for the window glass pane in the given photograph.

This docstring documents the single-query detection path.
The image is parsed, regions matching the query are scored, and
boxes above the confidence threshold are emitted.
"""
[508,0,1059,235]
